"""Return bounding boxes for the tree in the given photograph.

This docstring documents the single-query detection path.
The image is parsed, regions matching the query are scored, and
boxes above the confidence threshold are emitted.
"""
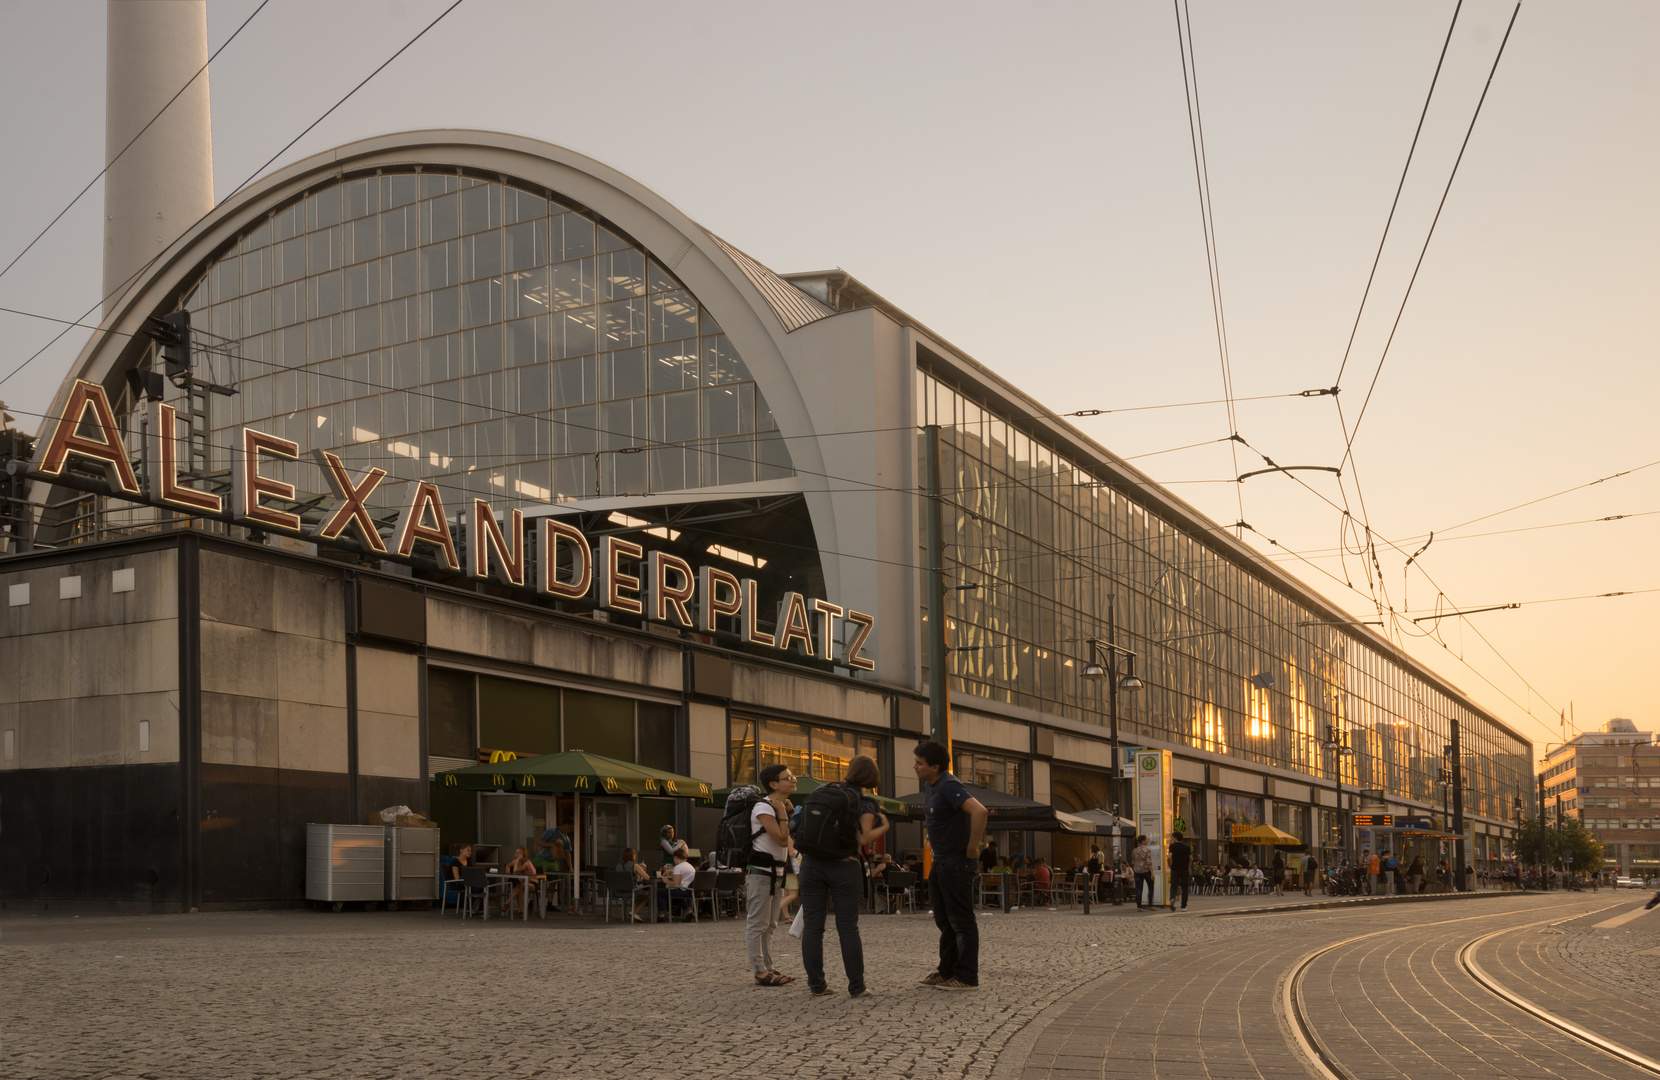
[1513,815,1604,872]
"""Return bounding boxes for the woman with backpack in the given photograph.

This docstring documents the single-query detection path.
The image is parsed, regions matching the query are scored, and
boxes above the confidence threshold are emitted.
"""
[798,755,888,998]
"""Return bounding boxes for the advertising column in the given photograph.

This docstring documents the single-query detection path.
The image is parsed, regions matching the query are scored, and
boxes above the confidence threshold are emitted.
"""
[1134,749,1174,906]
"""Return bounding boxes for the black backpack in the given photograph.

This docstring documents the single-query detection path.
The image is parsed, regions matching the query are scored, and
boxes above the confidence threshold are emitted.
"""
[793,782,863,861]
[716,785,771,871]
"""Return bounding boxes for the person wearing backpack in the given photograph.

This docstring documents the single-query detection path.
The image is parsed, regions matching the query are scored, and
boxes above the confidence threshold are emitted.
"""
[914,739,989,991]
[740,763,797,986]
[798,755,889,998]
[1302,852,1319,896]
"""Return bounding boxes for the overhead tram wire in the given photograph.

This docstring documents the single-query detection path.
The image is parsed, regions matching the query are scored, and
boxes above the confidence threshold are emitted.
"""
[1324,0,1461,614]
[0,0,469,393]
[1173,0,1246,532]
[223,0,465,202]
[1334,1,1524,490]
[0,1,272,290]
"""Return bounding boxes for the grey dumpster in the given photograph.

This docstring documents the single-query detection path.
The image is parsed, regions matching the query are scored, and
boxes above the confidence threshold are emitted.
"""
[385,826,439,902]
[306,823,385,905]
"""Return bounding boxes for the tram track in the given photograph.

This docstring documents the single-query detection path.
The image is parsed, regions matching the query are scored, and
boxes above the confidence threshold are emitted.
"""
[1282,899,1655,1080]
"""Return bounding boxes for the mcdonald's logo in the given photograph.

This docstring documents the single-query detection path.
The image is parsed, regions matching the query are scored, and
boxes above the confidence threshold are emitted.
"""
[602,776,619,791]
[443,774,457,787]
[663,781,677,793]
[492,774,506,786]
[488,750,518,764]
[523,775,537,788]
[575,775,590,789]
[645,779,659,792]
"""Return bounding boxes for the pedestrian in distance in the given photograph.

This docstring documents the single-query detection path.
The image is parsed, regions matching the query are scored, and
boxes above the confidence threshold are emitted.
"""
[798,754,888,999]
[1365,849,1380,895]
[914,739,989,991]
[1302,851,1319,897]
[1271,851,1286,897]
[742,763,797,986]
[1131,835,1155,909]
[1167,830,1192,911]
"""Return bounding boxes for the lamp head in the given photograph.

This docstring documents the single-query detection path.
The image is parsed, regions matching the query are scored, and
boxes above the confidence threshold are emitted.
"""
[1118,674,1144,693]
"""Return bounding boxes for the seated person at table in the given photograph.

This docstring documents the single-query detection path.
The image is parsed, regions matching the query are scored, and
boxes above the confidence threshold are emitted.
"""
[449,844,473,881]
[1032,857,1052,904]
[616,847,650,882]
[503,846,544,915]
[869,854,899,912]
[648,849,696,921]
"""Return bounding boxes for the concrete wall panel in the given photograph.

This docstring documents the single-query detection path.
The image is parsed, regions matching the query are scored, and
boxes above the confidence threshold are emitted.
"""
[276,701,347,774]
[271,565,345,642]
[731,663,887,729]
[954,710,1030,754]
[273,633,346,708]
[356,647,418,717]
[199,621,278,699]
[1054,733,1114,768]
[688,701,727,787]
[200,691,279,768]
[357,710,420,779]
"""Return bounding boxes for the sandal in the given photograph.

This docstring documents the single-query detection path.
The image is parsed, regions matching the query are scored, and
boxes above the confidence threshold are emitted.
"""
[754,971,794,986]
[771,971,795,985]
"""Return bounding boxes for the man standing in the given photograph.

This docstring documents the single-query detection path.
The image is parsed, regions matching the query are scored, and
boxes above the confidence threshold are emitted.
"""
[1131,835,1155,910]
[914,740,988,991]
[1167,831,1192,911]
[1365,849,1380,895]
[747,763,796,986]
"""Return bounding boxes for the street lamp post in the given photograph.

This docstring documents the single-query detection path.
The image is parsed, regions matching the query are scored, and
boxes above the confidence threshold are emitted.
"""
[1321,724,1355,869]
[1082,595,1143,824]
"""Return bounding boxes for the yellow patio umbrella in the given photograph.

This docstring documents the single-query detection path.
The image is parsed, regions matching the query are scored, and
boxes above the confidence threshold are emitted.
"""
[1230,823,1302,845]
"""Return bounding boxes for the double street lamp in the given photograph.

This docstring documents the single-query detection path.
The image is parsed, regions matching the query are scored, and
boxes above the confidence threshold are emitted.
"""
[1321,724,1355,864]
[1081,600,1143,819]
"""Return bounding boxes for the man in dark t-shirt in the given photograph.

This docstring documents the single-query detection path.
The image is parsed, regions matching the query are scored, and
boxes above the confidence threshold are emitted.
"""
[1167,831,1193,910]
[914,740,988,990]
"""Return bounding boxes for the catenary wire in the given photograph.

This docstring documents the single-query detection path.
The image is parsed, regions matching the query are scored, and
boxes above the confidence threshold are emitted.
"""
[0,1,271,289]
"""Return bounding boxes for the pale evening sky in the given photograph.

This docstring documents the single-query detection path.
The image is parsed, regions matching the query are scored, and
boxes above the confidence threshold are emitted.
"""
[0,0,1654,754]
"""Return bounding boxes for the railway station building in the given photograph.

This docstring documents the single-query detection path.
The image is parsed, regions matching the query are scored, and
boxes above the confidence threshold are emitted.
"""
[0,130,1534,909]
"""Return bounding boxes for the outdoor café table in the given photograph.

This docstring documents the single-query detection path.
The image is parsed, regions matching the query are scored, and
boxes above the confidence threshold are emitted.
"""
[487,871,546,920]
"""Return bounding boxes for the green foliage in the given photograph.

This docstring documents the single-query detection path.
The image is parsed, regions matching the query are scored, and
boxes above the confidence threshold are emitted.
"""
[1513,814,1604,872]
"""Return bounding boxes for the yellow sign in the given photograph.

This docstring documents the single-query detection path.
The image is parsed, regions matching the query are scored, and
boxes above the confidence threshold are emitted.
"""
[488,750,517,764]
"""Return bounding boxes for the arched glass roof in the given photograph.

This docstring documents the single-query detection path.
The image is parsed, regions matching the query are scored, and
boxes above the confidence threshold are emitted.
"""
[179,170,794,515]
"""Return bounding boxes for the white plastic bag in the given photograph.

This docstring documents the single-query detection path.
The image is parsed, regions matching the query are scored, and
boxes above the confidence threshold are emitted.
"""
[788,905,805,939]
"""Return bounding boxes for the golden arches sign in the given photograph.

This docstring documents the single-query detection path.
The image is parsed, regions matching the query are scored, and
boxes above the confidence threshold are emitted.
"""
[443,774,458,787]
[488,750,518,764]
[601,776,620,792]
[574,775,590,790]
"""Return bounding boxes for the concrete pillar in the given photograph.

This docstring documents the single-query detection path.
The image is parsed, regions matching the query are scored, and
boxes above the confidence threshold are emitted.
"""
[103,0,213,315]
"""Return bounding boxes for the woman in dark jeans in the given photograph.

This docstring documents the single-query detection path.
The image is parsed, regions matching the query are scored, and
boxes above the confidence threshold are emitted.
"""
[799,755,889,998]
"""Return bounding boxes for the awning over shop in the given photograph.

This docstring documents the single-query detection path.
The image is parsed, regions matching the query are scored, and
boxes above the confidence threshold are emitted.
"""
[900,784,1095,833]
[1072,809,1137,837]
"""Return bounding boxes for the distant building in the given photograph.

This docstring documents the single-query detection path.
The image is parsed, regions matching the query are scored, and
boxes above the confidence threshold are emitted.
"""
[1542,718,1659,875]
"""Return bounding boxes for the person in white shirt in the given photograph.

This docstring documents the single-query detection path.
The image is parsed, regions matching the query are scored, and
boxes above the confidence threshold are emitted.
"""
[747,763,797,985]
[654,850,696,921]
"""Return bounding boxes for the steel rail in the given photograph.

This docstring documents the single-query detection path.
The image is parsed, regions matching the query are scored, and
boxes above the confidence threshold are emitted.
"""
[1458,921,1660,1076]
[1280,902,1631,1080]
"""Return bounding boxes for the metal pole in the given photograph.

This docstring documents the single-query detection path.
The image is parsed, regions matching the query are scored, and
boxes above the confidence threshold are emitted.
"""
[924,424,950,755]
[1450,718,1465,889]
[1537,771,1547,888]
[1107,594,1121,818]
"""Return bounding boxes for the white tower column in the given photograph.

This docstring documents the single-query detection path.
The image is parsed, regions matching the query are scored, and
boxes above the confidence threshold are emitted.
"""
[103,0,213,316]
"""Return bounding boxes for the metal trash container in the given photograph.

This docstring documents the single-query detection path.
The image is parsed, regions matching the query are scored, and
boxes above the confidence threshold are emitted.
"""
[385,826,438,902]
[306,823,385,905]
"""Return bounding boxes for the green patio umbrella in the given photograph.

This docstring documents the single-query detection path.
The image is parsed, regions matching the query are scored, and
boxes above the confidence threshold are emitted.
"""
[438,750,717,907]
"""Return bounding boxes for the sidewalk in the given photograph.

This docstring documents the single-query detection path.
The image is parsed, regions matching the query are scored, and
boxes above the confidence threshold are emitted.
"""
[997,885,1539,919]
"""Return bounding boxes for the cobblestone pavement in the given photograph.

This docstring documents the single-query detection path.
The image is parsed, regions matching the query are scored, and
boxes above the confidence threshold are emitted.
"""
[0,891,1605,1080]
[1551,889,1660,996]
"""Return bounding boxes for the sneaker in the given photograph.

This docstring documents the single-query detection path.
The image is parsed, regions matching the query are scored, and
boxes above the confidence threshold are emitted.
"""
[850,989,874,999]
[934,977,978,991]
[808,987,831,997]
[919,972,947,986]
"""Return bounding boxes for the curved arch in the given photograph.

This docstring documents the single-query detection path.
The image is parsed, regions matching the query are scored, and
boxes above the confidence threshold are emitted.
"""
[36,131,844,588]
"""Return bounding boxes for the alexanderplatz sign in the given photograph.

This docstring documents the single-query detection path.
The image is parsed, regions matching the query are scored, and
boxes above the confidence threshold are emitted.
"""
[30,380,877,673]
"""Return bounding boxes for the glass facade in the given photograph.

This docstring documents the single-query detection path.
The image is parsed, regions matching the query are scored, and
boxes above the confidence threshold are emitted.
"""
[728,716,882,787]
[917,368,1531,821]
[170,171,792,517]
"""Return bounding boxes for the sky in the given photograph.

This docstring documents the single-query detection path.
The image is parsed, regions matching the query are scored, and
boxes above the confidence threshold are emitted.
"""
[0,0,1654,754]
